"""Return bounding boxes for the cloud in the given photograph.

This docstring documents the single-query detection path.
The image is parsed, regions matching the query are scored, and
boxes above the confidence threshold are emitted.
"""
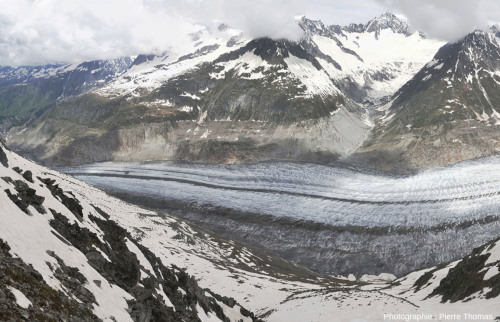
[374,0,500,41]
[7,0,498,66]
[300,0,384,26]
[0,0,309,66]
[191,0,306,41]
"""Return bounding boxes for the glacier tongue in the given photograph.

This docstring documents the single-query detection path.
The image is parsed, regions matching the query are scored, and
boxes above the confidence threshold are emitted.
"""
[62,156,500,277]
[65,157,500,228]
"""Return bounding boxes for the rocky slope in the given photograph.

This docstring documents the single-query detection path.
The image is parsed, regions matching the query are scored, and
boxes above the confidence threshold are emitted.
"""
[1,144,500,321]
[0,13,445,167]
[0,58,133,136]
[0,143,260,321]
[354,30,500,172]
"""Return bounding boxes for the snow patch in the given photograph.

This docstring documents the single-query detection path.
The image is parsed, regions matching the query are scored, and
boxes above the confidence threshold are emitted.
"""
[8,286,32,309]
[125,238,155,278]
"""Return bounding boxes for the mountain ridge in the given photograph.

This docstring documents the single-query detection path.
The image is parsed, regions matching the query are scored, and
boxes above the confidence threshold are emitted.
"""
[1,14,500,173]
[351,29,500,172]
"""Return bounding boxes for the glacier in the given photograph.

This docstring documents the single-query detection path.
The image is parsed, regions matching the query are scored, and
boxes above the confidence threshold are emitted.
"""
[62,156,500,276]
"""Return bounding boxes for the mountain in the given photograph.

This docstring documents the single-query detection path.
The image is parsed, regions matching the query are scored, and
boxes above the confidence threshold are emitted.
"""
[2,21,367,165]
[299,12,442,104]
[0,58,133,123]
[354,30,500,171]
[0,13,446,167]
[1,14,499,173]
[1,143,500,320]
[350,12,411,35]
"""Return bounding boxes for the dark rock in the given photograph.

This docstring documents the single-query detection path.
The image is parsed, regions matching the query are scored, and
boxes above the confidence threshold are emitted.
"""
[4,180,45,214]
[131,54,155,66]
[39,177,83,220]
[0,146,8,167]
[131,285,153,302]
[26,268,43,280]
[1,176,13,184]
[86,251,108,268]
[22,171,33,183]
[17,308,29,319]
[92,205,110,219]
[429,237,500,302]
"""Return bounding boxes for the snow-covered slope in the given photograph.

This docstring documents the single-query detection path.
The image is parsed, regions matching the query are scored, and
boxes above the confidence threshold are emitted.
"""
[0,58,133,91]
[97,25,246,99]
[0,64,73,87]
[97,13,443,105]
[0,57,133,121]
[0,143,258,321]
[1,142,500,320]
[299,13,445,103]
[96,27,345,106]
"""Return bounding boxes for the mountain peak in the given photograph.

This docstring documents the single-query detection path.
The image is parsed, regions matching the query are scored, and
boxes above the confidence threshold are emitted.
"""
[298,16,327,34]
[299,12,411,38]
[463,29,497,43]
[491,24,500,36]
[298,16,343,38]
[376,12,401,20]
[364,12,410,35]
[456,29,500,56]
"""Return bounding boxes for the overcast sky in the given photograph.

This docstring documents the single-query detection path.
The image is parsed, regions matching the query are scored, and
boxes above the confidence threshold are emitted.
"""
[0,0,498,67]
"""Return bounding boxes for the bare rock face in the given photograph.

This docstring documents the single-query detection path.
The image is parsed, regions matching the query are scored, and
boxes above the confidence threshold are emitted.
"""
[0,146,8,167]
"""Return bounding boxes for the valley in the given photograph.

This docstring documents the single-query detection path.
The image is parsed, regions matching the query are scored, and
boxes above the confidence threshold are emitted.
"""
[1,7,500,320]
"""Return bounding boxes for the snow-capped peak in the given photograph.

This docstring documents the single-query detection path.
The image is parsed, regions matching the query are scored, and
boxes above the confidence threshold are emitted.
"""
[299,12,410,39]
[459,29,500,50]
[344,12,410,36]
[364,12,410,35]
[298,16,343,38]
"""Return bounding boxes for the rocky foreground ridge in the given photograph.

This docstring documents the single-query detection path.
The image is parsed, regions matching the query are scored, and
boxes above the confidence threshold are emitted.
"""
[0,143,261,321]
